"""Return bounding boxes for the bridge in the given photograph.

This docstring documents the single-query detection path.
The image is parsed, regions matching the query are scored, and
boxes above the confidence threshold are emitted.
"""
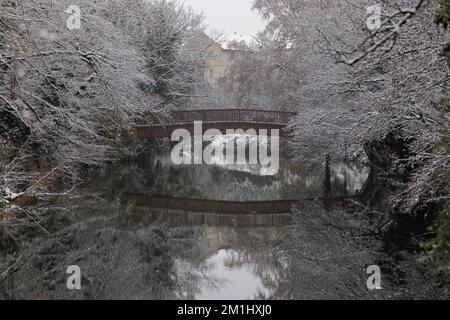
[136,109,297,139]
[126,194,293,227]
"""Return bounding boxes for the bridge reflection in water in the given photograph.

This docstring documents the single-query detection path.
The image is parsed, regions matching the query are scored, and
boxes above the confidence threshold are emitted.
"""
[126,194,293,227]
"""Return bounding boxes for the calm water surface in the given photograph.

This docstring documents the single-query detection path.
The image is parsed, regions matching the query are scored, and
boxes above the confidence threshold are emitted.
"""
[1,138,374,299]
[94,140,370,299]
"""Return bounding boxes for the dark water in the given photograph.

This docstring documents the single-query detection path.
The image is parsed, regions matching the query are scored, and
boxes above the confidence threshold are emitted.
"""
[1,138,384,300]
[117,141,370,299]
[130,139,369,201]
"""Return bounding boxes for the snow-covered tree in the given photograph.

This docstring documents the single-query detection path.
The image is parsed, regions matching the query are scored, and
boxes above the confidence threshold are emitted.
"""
[0,0,204,203]
[251,0,450,258]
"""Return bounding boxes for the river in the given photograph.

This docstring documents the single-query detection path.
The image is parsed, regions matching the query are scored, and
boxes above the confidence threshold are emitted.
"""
[0,137,431,299]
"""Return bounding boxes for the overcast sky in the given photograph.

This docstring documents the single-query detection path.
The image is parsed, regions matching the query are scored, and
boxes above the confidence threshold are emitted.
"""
[181,0,266,43]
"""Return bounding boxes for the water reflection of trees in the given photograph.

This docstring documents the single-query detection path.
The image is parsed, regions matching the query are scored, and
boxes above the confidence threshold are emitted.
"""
[131,142,370,201]
[168,226,290,299]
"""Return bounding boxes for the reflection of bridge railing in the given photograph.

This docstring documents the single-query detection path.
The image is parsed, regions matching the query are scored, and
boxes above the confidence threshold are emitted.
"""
[126,194,293,227]
[135,208,292,227]
[136,109,297,139]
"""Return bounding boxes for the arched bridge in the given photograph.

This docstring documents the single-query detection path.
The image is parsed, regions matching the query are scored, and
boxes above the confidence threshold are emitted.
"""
[136,109,297,139]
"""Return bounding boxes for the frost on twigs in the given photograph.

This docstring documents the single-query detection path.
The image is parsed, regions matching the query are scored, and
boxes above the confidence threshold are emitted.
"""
[0,0,204,238]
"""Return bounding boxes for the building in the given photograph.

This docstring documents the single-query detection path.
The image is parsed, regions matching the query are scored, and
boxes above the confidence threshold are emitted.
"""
[192,32,244,86]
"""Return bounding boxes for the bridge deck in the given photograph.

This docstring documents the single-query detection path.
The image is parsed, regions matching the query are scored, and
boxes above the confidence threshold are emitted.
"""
[136,122,288,139]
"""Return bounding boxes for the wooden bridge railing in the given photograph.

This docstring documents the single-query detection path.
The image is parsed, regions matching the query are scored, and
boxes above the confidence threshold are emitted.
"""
[171,109,296,124]
[142,109,296,125]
